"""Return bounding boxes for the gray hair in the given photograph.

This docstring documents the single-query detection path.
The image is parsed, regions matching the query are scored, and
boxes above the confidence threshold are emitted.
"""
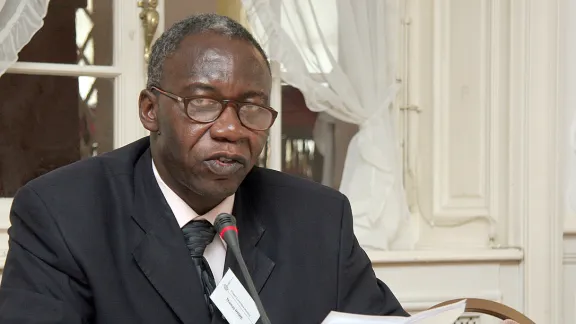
[146,13,270,89]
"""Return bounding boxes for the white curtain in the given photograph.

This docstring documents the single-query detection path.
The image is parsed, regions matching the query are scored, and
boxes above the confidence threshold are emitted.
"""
[241,0,412,250]
[0,0,50,77]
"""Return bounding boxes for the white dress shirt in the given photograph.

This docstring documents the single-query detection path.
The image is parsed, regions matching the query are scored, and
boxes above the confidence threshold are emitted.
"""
[152,160,233,284]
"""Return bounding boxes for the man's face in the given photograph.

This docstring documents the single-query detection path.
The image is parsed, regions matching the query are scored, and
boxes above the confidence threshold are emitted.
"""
[139,33,272,201]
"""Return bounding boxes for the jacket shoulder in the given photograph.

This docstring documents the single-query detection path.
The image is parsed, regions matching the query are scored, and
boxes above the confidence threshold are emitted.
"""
[21,138,150,198]
[247,167,347,204]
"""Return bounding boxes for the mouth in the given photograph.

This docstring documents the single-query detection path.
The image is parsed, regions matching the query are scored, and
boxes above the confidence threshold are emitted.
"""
[203,153,247,177]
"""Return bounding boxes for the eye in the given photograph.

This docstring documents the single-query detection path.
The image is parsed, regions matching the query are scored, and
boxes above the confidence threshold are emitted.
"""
[190,98,219,107]
[241,104,263,113]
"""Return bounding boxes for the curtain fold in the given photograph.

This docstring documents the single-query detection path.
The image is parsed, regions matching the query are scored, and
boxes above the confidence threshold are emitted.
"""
[0,0,51,77]
[242,0,412,250]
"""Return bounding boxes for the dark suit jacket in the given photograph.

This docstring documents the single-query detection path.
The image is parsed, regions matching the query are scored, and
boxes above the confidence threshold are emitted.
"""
[0,137,408,323]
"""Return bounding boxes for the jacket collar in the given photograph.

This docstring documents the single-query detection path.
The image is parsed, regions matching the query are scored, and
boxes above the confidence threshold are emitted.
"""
[131,150,275,324]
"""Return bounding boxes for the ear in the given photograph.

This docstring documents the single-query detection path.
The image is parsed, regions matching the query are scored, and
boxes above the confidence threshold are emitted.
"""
[139,89,159,132]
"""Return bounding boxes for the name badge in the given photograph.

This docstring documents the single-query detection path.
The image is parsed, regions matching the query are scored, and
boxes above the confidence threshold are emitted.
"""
[210,269,260,324]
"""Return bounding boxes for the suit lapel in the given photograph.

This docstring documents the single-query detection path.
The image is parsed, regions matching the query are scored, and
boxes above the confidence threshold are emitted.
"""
[210,171,275,324]
[224,170,275,294]
[131,150,212,324]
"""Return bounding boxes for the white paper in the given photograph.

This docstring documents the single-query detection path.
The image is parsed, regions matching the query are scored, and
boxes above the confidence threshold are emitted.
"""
[210,269,260,324]
[322,312,408,324]
[321,300,466,324]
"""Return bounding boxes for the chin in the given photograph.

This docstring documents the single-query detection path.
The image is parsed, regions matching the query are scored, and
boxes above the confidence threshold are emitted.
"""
[196,178,240,198]
[217,179,242,194]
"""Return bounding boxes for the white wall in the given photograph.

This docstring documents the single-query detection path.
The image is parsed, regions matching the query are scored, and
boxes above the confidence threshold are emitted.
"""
[564,235,576,324]
[374,253,520,324]
[403,0,511,250]
[561,0,576,321]
[374,0,564,322]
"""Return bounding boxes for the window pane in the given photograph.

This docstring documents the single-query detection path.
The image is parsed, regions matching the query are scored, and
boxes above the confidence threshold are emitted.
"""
[283,86,357,189]
[257,139,270,168]
[280,86,321,181]
[0,75,114,197]
[259,85,357,188]
[17,0,113,66]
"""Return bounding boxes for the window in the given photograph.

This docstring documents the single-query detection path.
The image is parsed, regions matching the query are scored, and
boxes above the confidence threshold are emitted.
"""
[0,0,115,198]
[0,0,147,224]
[252,1,358,189]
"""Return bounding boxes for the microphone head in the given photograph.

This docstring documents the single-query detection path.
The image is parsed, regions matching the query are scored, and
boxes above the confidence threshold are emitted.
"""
[214,213,237,235]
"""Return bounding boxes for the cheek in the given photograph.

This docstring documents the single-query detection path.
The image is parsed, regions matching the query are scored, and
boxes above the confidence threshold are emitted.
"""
[250,132,268,161]
[162,113,210,162]
[180,123,212,160]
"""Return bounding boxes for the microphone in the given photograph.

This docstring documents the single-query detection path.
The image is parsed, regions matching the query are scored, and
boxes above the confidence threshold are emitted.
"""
[214,213,272,324]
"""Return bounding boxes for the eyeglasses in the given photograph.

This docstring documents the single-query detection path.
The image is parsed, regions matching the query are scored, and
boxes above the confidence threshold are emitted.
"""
[151,86,278,131]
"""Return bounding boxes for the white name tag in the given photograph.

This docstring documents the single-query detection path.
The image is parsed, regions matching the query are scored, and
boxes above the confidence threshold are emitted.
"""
[210,269,260,324]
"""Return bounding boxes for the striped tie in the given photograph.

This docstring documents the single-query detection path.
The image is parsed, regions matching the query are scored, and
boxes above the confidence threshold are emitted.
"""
[182,219,217,317]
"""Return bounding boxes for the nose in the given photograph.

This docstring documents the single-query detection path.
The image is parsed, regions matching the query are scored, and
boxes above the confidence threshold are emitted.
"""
[209,105,251,143]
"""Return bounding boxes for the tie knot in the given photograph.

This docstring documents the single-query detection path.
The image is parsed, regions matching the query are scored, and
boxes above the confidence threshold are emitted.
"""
[182,220,216,257]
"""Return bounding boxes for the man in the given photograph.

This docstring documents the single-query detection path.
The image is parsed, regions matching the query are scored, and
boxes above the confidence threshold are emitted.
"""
[0,14,407,323]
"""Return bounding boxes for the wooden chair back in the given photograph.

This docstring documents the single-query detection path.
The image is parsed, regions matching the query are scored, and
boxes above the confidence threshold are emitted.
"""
[430,298,535,324]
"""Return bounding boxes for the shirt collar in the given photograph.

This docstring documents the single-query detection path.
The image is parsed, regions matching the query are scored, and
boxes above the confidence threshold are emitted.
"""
[151,159,235,231]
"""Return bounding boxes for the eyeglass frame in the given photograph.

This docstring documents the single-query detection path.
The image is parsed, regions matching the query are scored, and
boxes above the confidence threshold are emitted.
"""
[150,86,278,131]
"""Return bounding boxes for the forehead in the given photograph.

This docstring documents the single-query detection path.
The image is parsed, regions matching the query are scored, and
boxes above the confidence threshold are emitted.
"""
[161,33,271,95]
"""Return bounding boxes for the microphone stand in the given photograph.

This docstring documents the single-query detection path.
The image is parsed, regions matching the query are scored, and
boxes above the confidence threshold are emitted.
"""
[215,213,272,324]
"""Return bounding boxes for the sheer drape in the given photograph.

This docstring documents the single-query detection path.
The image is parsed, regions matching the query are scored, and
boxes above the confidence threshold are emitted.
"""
[0,0,50,76]
[242,0,412,250]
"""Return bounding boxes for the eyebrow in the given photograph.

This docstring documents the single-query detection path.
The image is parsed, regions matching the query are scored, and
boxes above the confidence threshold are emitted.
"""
[239,90,269,102]
[186,83,269,102]
[186,83,217,93]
